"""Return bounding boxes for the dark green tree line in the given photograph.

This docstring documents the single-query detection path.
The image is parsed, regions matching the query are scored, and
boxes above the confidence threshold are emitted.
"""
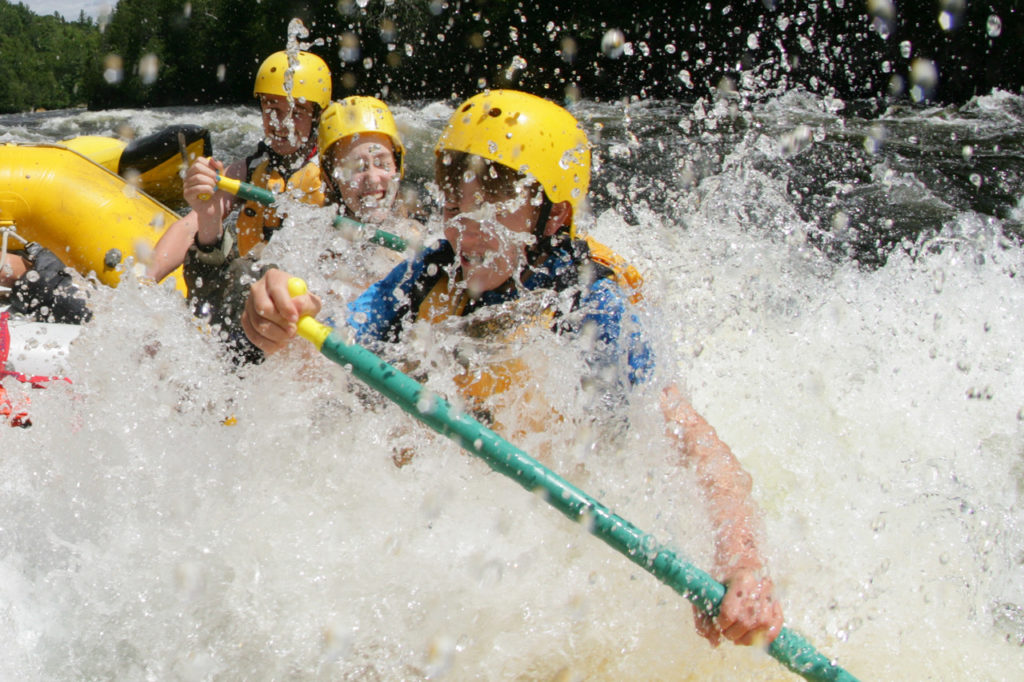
[0,1,99,112]
[1,0,1020,113]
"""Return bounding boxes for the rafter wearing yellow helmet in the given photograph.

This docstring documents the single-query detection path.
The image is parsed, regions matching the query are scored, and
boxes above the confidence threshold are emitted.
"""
[435,89,642,302]
[318,96,410,226]
[233,90,786,654]
[147,51,333,282]
[252,50,333,109]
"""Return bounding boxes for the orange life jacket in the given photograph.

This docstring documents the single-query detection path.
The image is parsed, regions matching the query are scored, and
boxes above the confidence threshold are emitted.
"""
[235,158,326,255]
[584,236,644,304]
[417,275,551,404]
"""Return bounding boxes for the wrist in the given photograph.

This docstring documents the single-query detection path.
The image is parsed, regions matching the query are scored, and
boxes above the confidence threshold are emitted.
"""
[195,212,225,248]
[190,228,234,265]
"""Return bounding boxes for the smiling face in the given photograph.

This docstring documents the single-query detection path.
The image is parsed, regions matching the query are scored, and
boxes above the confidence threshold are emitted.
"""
[259,94,316,157]
[438,153,568,297]
[326,131,399,220]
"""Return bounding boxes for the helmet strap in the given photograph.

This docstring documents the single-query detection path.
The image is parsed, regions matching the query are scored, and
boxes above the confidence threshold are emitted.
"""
[524,194,559,267]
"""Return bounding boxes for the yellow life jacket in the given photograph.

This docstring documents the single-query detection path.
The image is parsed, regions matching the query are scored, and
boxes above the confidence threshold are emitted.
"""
[235,158,325,255]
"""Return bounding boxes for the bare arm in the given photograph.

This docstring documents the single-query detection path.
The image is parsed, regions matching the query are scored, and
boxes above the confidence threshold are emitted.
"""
[146,157,243,281]
[661,383,784,647]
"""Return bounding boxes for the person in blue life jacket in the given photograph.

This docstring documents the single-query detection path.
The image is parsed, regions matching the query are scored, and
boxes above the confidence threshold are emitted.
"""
[146,50,332,282]
[237,90,785,649]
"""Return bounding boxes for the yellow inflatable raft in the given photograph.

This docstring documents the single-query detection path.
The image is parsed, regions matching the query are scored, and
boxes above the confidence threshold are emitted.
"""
[60,124,211,208]
[0,142,186,292]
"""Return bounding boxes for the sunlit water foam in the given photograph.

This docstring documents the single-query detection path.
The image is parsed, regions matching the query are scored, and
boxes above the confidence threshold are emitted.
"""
[3,93,1024,680]
[586,126,1024,678]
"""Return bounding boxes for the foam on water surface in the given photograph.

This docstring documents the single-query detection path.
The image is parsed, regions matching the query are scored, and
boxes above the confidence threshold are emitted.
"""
[2,92,1023,680]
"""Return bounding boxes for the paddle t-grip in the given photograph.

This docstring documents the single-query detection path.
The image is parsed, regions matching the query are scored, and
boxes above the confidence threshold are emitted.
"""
[287,277,331,349]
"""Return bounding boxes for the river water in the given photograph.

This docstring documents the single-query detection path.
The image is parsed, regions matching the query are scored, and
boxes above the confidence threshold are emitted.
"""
[1,87,1023,680]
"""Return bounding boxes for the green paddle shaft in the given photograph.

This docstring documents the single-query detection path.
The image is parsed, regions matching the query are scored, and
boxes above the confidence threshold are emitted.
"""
[214,175,276,204]
[196,174,275,204]
[286,278,858,682]
[332,215,408,252]
[201,174,407,252]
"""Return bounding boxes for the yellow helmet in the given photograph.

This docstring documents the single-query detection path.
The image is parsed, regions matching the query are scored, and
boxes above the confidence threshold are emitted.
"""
[435,89,591,233]
[253,50,332,109]
[318,96,405,176]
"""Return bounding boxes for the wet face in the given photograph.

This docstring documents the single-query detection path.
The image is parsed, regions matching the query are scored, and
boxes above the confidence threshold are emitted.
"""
[259,94,316,157]
[327,132,399,221]
[441,160,548,297]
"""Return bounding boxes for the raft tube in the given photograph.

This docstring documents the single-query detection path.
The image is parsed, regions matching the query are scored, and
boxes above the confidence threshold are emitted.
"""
[0,142,186,292]
[60,124,212,207]
[1,310,80,377]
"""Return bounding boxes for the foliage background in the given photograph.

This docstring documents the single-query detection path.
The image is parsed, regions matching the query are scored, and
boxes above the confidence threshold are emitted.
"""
[0,0,1021,113]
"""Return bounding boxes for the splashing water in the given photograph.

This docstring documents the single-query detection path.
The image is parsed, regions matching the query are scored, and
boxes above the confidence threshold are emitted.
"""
[1,88,1023,680]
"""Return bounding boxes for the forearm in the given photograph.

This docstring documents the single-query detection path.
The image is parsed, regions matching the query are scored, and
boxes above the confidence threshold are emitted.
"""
[195,211,226,246]
[662,388,765,577]
[661,386,784,646]
[149,214,199,281]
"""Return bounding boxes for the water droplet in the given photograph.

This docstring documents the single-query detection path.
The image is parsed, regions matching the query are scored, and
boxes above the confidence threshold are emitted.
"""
[103,53,124,84]
[899,40,913,58]
[969,173,982,188]
[832,211,850,231]
[139,53,159,85]
[339,33,360,63]
[561,36,578,62]
[909,58,938,102]
[601,29,626,59]
[747,33,759,50]
[505,55,527,80]
[987,15,1003,37]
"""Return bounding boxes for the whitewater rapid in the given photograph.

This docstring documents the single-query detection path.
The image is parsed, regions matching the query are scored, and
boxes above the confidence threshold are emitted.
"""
[1,91,1023,680]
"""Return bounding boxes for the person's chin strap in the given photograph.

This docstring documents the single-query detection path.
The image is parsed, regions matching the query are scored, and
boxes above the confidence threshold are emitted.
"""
[525,194,555,265]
